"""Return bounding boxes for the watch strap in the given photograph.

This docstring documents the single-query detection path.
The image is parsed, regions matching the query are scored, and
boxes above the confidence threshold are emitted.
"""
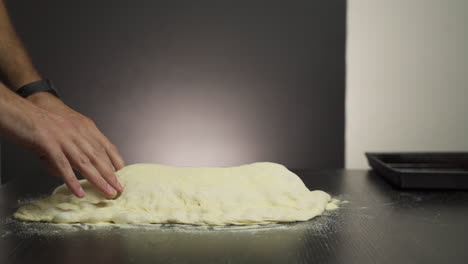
[16,79,59,98]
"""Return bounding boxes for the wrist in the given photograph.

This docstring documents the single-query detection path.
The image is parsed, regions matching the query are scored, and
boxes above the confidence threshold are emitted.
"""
[27,91,61,104]
[0,86,44,148]
[9,73,42,91]
[26,90,54,101]
[25,90,74,120]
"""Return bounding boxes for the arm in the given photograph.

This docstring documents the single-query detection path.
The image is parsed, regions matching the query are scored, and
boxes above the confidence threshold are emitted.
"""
[0,0,41,89]
[0,1,125,198]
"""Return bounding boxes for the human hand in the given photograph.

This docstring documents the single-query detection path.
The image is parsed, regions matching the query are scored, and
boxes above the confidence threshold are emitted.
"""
[26,92,125,198]
[27,92,125,168]
[0,0,123,198]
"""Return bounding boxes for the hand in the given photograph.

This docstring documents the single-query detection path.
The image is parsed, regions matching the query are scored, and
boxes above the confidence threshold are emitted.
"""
[27,92,125,198]
[0,0,123,198]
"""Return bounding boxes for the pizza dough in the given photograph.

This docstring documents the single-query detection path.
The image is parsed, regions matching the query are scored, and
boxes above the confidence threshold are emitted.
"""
[14,162,333,225]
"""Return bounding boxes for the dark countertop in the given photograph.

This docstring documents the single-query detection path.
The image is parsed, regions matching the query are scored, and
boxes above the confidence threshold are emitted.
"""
[1,169,468,264]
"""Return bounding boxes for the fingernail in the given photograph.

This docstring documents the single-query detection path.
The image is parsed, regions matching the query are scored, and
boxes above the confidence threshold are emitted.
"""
[117,182,124,191]
[77,187,86,197]
[107,185,117,197]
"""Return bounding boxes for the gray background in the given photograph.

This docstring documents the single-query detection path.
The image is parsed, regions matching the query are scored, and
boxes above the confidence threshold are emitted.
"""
[1,0,345,182]
[347,0,468,168]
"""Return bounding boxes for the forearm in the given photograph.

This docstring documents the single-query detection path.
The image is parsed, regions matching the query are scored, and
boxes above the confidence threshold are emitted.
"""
[0,0,41,90]
[0,81,40,146]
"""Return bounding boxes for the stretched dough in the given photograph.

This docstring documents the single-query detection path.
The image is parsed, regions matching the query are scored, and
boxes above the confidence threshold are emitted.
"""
[14,162,332,225]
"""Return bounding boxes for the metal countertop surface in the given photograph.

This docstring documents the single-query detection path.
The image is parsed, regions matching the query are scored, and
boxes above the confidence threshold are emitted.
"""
[1,169,468,264]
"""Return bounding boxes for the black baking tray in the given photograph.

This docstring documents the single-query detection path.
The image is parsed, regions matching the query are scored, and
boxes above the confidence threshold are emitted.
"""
[366,152,468,189]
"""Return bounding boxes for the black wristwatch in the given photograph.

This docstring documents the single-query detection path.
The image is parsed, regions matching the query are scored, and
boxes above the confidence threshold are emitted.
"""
[16,79,59,98]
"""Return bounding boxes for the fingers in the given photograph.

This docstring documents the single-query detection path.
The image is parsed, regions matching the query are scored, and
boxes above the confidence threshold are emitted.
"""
[88,144,125,193]
[34,113,126,199]
[77,119,125,191]
[79,137,124,193]
[29,108,126,199]
[96,132,125,171]
[83,119,125,171]
[41,150,85,198]
[63,141,119,199]
[105,143,125,171]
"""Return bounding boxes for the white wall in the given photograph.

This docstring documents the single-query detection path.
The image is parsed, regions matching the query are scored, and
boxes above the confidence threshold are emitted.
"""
[346,0,468,168]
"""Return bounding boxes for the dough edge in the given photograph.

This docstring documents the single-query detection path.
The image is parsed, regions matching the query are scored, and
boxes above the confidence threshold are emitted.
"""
[14,162,335,225]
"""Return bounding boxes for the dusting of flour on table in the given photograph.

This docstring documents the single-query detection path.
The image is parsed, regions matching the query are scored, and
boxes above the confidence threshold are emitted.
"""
[14,162,334,225]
